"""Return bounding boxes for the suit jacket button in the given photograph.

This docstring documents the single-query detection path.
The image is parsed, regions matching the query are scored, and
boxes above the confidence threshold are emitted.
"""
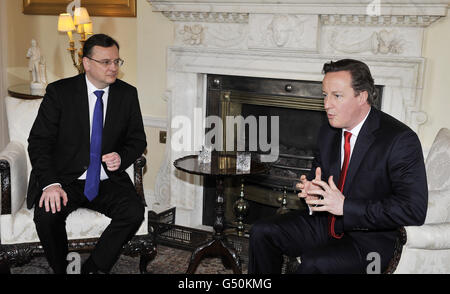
[83,166,88,170]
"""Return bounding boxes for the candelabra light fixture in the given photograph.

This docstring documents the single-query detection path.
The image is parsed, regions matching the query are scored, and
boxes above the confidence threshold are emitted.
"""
[58,7,93,74]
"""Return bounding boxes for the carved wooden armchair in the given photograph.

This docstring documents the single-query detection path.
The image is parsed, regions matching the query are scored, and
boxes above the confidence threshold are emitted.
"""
[0,96,156,273]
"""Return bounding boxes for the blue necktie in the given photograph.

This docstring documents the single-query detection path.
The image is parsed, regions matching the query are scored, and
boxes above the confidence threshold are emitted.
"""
[84,90,104,201]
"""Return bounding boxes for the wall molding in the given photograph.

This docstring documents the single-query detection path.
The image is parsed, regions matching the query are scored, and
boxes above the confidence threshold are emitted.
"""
[143,115,167,129]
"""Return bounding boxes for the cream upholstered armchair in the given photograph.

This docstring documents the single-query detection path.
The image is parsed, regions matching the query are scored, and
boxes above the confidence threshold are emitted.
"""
[391,128,450,274]
[284,128,450,274]
[0,96,156,273]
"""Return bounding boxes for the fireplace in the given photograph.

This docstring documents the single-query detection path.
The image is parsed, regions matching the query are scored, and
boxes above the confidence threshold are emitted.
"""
[146,0,444,229]
[202,74,382,227]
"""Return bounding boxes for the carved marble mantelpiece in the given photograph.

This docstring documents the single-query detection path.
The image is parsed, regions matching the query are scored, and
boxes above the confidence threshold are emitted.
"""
[150,0,449,15]
[146,0,450,228]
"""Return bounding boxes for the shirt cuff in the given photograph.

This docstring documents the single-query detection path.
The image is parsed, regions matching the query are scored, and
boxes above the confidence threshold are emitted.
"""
[42,183,62,191]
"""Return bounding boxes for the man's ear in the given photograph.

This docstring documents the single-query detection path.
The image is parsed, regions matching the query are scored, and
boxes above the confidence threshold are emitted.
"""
[82,57,89,72]
[358,90,369,105]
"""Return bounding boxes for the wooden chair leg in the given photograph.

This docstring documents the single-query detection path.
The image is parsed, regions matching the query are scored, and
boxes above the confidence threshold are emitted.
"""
[139,246,157,273]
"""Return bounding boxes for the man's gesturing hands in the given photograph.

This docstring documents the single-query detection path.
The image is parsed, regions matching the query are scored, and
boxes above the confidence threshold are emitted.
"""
[296,167,345,216]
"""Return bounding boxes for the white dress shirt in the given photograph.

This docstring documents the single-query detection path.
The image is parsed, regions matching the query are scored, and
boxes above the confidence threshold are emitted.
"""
[340,108,371,168]
[78,76,110,181]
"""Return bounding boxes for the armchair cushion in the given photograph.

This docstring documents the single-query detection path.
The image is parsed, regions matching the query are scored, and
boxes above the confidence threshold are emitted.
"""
[395,248,450,274]
[404,223,450,250]
[424,189,450,224]
[1,201,148,245]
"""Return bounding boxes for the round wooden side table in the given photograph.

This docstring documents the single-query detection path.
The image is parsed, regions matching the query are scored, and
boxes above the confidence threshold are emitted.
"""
[174,153,268,274]
[8,84,44,100]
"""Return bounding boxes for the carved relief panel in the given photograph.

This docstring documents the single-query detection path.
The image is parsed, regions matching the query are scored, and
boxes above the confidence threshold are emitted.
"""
[248,14,319,52]
[320,26,424,57]
[174,22,248,49]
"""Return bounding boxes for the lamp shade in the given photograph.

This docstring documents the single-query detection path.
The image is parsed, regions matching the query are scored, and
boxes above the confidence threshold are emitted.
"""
[76,22,93,35]
[74,7,91,25]
[58,13,75,32]
[84,22,93,34]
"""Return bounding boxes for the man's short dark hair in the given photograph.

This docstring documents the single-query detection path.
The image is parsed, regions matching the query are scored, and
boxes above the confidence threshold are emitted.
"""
[82,34,120,58]
[322,59,378,105]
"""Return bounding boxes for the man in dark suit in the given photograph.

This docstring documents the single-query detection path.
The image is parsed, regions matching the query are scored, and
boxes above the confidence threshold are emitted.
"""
[27,34,147,274]
[248,59,428,274]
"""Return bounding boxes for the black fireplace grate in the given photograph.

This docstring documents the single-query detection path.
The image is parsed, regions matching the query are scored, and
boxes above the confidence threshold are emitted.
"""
[148,207,250,264]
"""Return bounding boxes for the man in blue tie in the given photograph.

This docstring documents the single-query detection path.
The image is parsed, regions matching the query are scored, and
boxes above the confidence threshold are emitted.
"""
[27,34,147,274]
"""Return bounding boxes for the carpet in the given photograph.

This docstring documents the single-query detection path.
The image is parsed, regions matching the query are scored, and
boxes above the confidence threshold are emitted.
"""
[10,244,249,274]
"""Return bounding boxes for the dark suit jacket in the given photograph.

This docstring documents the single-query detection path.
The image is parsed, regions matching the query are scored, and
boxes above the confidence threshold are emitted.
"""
[27,74,147,209]
[309,107,428,268]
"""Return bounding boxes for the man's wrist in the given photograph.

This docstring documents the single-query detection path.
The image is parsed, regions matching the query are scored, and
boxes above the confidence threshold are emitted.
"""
[42,183,62,191]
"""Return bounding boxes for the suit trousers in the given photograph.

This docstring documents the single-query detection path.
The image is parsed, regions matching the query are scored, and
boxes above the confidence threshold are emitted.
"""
[33,179,145,274]
[248,210,366,274]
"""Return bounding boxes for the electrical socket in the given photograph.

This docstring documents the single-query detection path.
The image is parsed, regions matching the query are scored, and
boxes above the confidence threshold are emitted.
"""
[159,131,167,144]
